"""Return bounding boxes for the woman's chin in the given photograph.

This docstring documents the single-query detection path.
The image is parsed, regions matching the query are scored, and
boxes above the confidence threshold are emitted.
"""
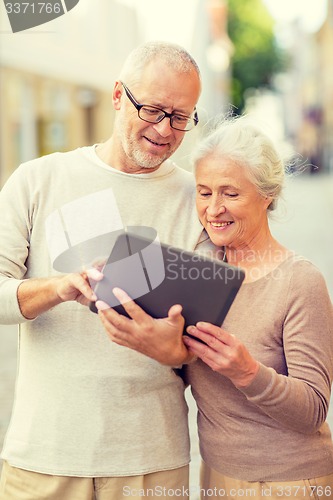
[207,231,228,248]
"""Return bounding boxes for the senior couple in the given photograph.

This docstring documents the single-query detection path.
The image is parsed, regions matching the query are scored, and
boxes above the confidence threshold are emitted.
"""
[0,41,332,500]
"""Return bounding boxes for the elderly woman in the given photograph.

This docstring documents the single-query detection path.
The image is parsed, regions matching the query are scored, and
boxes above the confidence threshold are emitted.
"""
[97,117,333,499]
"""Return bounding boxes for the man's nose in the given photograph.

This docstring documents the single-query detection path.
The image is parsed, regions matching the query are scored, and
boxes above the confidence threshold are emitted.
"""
[152,117,174,137]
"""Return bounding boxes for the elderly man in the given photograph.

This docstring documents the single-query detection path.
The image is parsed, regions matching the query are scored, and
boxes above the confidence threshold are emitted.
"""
[0,41,203,499]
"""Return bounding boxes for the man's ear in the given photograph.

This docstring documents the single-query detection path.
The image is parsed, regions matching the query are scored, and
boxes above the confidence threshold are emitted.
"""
[112,81,123,110]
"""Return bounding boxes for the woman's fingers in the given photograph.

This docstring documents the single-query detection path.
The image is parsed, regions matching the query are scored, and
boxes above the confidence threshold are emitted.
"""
[184,324,259,387]
[187,323,236,347]
[184,324,233,365]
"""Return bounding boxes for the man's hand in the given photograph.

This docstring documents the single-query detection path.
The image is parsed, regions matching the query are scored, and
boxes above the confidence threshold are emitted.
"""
[18,268,103,320]
[55,268,103,305]
[97,288,194,366]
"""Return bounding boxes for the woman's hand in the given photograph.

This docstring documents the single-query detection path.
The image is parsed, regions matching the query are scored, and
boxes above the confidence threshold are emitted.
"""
[96,288,194,366]
[184,322,259,387]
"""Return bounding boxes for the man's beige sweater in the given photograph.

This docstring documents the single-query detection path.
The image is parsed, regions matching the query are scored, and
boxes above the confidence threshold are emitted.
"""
[0,146,203,476]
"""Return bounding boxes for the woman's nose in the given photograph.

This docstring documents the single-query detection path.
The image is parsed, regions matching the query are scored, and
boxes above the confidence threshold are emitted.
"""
[207,199,226,217]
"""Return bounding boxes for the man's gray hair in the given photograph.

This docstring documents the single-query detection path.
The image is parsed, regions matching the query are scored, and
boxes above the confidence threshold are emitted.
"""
[119,40,201,86]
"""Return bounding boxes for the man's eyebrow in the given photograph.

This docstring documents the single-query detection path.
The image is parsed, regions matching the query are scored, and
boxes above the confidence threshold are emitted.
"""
[148,100,192,116]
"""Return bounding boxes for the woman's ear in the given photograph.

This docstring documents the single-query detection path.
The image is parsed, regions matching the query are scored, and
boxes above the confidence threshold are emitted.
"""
[264,195,274,211]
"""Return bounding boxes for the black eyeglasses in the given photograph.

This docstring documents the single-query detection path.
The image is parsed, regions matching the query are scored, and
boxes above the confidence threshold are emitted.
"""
[120,81,199,132]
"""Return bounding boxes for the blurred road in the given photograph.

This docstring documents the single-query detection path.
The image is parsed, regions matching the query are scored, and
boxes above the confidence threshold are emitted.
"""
[0,171,332,498]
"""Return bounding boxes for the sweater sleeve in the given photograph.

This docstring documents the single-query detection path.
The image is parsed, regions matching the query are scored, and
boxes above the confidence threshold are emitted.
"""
[239,260,333,434]
[0,164,34,324]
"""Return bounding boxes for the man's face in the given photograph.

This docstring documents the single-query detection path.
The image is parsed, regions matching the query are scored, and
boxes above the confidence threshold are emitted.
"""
[113,61,201,174]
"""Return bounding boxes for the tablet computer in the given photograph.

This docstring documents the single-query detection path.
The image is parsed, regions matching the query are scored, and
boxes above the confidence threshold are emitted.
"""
[89,230,244,328]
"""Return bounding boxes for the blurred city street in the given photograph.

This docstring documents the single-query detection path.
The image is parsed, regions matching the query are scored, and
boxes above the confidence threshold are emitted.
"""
[1,0,333,498]
[0,170,333,497]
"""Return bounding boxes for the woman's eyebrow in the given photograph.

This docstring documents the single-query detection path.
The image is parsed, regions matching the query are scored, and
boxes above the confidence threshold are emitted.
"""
[196,183,238,189]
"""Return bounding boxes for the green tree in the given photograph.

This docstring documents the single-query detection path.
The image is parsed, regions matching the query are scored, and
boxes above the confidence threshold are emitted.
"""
[227,0,285,112]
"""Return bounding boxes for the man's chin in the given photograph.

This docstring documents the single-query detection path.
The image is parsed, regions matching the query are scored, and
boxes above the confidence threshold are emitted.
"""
[134,152,170,170]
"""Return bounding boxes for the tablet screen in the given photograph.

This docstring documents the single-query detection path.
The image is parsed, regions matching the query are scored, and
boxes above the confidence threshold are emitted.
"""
[89,231,244,329]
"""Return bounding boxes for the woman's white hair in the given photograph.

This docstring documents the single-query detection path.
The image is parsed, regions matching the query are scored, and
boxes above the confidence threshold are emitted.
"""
[191,115,289,211]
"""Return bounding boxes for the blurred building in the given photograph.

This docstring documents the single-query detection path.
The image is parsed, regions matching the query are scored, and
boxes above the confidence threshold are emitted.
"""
[0,0,233,186]
[170,0,233,169]
[0,0,140,186]
[275,0,333,173]
[192,0,233,119]
[316,0,333,172]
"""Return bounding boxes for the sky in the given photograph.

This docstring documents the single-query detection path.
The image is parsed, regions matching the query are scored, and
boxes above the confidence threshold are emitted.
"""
[113,0,328,49]
[123,0,199,48]
[118,0,328,38]
[112,0,330,60]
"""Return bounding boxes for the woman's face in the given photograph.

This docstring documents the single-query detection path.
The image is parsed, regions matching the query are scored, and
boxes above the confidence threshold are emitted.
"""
[195,155,272,250]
